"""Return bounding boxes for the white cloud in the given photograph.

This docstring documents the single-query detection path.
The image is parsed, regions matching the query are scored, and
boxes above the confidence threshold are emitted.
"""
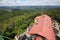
[0,0,7,6]
[0,0,60,6]
[16,0,41,6]
[41,0,60,6]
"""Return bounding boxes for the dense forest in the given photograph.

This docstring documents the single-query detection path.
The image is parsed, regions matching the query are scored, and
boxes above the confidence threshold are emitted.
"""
[0,8,60,40]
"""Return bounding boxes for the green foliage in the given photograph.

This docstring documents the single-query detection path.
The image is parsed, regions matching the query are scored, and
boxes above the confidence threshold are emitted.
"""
[43,8,60,22]
[0,36,4,40]
[0,9,40,40]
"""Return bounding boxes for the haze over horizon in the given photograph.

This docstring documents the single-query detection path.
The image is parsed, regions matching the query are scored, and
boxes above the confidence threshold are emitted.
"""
[0,0,60,6]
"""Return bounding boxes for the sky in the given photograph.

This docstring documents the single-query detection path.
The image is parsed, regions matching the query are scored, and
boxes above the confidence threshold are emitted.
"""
[0,0,60,6]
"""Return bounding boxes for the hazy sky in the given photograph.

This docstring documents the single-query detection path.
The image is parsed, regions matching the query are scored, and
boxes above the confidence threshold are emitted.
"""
[0,0,60,6]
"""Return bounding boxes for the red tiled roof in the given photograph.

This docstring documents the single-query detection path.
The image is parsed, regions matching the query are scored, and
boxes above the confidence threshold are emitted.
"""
[28,15,56,40]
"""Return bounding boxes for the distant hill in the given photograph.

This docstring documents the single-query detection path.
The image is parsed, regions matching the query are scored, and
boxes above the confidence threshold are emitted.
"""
[0,6,60,10]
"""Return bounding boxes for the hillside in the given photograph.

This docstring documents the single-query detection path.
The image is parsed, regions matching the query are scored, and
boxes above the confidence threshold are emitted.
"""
[0,8,60,40]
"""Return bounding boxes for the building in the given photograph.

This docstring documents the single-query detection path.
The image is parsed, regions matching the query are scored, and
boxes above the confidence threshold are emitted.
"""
[28,15,56,40]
